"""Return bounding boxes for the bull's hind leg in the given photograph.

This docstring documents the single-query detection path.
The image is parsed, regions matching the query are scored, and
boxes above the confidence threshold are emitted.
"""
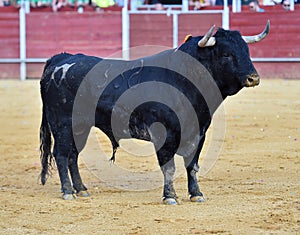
[53,142,75,200]
[51,120,80,200]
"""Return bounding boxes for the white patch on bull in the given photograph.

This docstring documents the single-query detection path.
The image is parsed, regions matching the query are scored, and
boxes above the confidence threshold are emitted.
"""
[99,63,112,88]
[50,62,76,87]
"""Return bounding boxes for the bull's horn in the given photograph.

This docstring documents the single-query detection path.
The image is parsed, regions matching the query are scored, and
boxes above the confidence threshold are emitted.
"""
[242,20,270,44]
[198,25,216,47]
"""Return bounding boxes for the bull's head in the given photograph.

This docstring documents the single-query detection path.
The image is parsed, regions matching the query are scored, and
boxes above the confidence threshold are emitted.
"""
[180,20,270,97]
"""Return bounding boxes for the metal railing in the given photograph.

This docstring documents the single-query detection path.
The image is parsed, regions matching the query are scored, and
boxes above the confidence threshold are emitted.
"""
[2,1,48,81]
[122,0,230,60]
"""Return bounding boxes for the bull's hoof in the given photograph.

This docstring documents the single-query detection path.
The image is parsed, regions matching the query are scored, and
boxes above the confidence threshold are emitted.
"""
[190,195,205,203]
[62,193,77,200]
[77,190,90,197]
[162,198,178,205]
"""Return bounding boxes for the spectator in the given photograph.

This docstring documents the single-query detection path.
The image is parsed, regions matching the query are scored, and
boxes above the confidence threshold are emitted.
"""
[14,0,51,8]
[33,0,51,8]
[150,0,163,9]
[76,0,89,13]
[115,0,123,6]
[149,0,181,4]
[215,0,232,5]
[147,0,182,10]
[249,0,265,11]
[189,0,212,9]
[271,0,293,10]
[267,0,298,10]
[0,0,10,6]
[282,0,290,9]
[92,0,115,12]
[52,0,67,11]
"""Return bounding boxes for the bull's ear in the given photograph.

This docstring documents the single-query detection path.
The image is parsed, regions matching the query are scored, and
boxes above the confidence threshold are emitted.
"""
[183,34,193,43]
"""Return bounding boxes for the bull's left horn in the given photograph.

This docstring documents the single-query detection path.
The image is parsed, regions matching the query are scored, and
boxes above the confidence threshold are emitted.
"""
[198,25,216,47]
[242,20,270,44]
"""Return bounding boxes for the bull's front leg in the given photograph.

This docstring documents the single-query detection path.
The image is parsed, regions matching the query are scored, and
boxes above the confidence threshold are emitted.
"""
[184,136,206,203]
[156,148,178,205]
[69,128,91,198]
[185,160,205,202]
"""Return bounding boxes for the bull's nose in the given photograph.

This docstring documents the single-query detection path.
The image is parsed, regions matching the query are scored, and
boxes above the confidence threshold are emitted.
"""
[245,74,260,87]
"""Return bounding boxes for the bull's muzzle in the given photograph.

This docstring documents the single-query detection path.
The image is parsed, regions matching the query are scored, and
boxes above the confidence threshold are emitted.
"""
[245,74,260,87]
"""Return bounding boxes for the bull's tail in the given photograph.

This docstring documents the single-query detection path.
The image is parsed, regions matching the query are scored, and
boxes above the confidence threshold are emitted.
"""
[39,105,54,185]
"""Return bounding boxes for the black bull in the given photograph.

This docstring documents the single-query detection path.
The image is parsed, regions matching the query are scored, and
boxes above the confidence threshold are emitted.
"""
[39,22,270,204]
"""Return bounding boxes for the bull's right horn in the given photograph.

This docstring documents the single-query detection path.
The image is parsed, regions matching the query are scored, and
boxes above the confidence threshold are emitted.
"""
[198,25,216,47]
[242,20,270,44]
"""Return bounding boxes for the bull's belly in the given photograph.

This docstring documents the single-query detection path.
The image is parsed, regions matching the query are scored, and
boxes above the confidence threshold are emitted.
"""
[129,125,151,141]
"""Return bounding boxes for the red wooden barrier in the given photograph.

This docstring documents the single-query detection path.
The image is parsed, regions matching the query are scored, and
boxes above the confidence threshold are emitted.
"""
[0,10,122,78]
[230,8,300,79]
[0,6,299,79]
[231,10,300,58]
[26,12,122,58]
[0,13,20,78]
[0,13,19,58]
[178,14,223,42]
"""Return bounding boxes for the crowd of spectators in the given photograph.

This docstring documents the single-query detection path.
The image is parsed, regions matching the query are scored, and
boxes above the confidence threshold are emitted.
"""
[0,0,123,11]
[0,0,298,11]
[146,0,298,11]
[162,0,298,10]
[248,0,299,12]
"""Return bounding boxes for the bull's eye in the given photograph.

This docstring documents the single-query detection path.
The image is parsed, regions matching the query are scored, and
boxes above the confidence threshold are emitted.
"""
[222,52,231,58]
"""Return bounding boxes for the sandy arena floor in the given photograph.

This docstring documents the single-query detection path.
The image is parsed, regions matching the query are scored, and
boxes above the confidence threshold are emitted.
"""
[0,79,299,234]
